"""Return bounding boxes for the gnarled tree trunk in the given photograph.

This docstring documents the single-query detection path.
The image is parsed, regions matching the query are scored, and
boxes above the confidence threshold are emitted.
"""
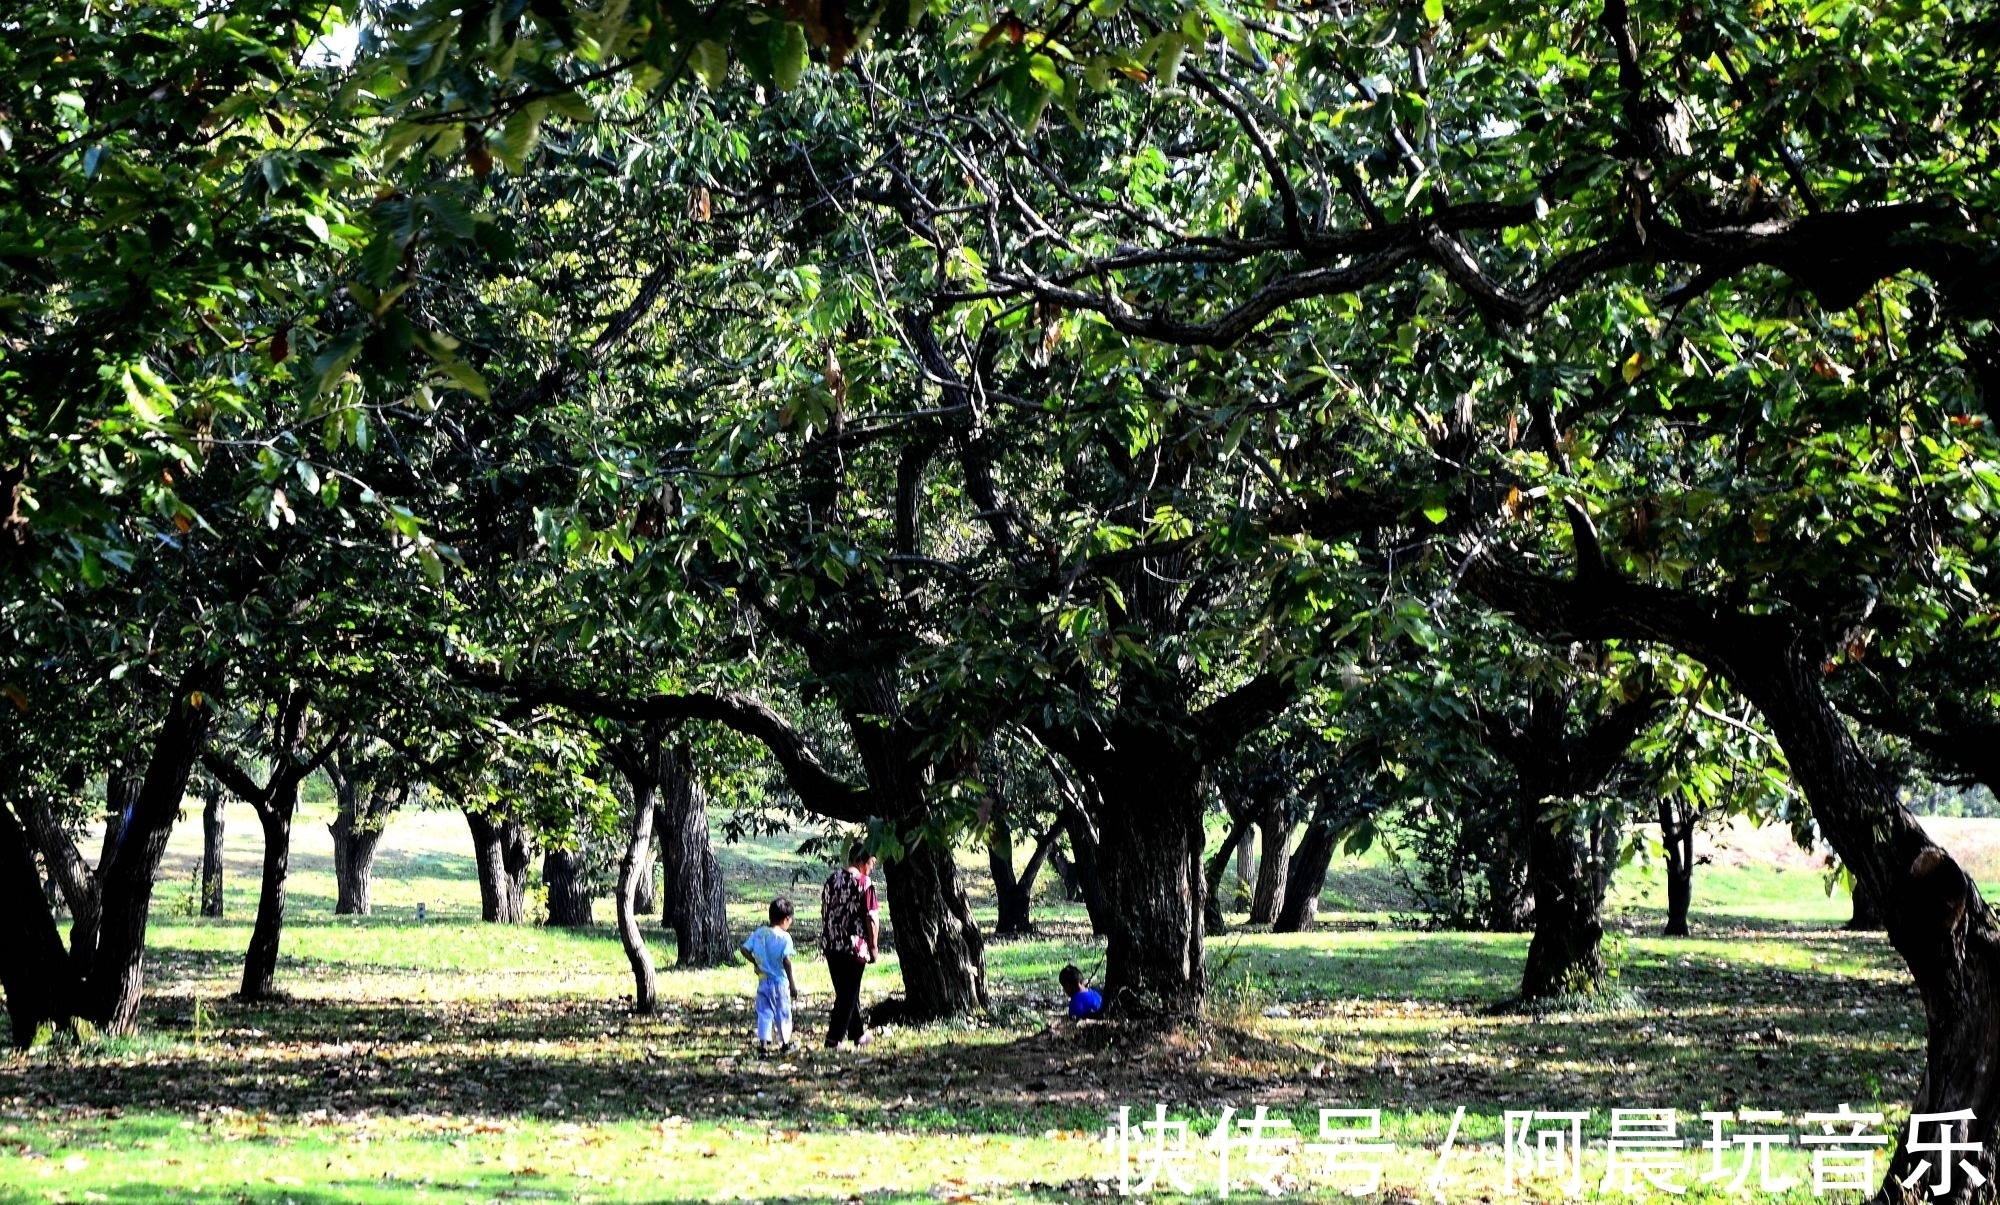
[1519,793,1609,1001]
[543,847,593,927]
[1075,737,1207,1018]
[466,809,529,924]
[885,819,989,1020]
[656,748,730,966]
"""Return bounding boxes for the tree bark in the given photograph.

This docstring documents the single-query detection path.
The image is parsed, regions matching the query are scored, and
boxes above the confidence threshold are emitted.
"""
[1519,795,1609,1000]
[656,748,730,966]
[884,819,990,1020]
[1248,805,1292,926]
[613,759,660,1014]
[632,828,659,917]
[466,809,529,924]
[329,813,382,918]
[1275,792,1357,934]
[77,673,217,1033]
[199,782,226,918]
[238,788,294,1001]
[543,847,593,927]
[1847,875,1886,931]
[1058,801,1112,936]
[1071,736,1207,1017]
[0,801,77,1046]
[987,814,1030,937]
[1659,795,1697,937]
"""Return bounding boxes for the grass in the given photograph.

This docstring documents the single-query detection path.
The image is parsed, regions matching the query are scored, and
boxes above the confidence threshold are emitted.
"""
[2,797,1991,1203]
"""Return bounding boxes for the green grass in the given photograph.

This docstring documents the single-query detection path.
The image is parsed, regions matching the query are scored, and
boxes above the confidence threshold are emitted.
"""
[3,800,1988,1203]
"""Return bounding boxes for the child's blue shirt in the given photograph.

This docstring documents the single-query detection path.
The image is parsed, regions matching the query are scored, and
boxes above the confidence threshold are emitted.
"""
[1068,987,1104,1019]
[742,925,794,983]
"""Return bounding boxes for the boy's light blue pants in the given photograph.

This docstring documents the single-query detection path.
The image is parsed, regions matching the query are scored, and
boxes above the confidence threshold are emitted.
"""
[755,977,792,1043]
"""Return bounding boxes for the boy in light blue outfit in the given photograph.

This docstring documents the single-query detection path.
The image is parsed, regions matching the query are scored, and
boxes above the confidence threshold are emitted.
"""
[740,897,802,1056]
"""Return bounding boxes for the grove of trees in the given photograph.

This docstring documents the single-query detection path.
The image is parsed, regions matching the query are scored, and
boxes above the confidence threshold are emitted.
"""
[3,0,1996,1198]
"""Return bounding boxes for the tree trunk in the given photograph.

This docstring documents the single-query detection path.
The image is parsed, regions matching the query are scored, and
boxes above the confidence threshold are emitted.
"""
[74,771,141,974]
[1202,806,1256,936]
[633,829,659,917]
[239,788,295,1002]
[1847,874,1886,931]
[14,788,98,968]
[1519,793,1609,1001]
[1735,652,2000,1200]
[987,815,1028,937]
[466,809,529,924]
[1275,799,1342,934]
[1058,803,1112,936]
[1248,805,1292,926]
[326,755,398,917]
[884,819,990,1020]
[1659,795,1696,937]
[199,783,226,918]
[543,847,593,927]
[614,768,660,1014]
[77,676,216,1033]
[987,811,1055,938]
[329,814,382,917]
[1084,742,1207,1018]
[656,749,730,966]
[0,801,77,1047]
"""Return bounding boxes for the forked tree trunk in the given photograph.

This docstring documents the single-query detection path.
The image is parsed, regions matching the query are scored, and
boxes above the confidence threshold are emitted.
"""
[614,767,660,1014]
[1248,805,1292,926]
[327,755,400,917]
[199,784,226,918]
[656,749,730,966]
[76,772,141,974]
[466,810,529,924]
[988,815,1030,937]
[78,676,216,1032]
[239,787,296,1001]
[988,811,1060,937]
[884,820,990,1020]
[1660,795,1697,937]
[543,847,592,927]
